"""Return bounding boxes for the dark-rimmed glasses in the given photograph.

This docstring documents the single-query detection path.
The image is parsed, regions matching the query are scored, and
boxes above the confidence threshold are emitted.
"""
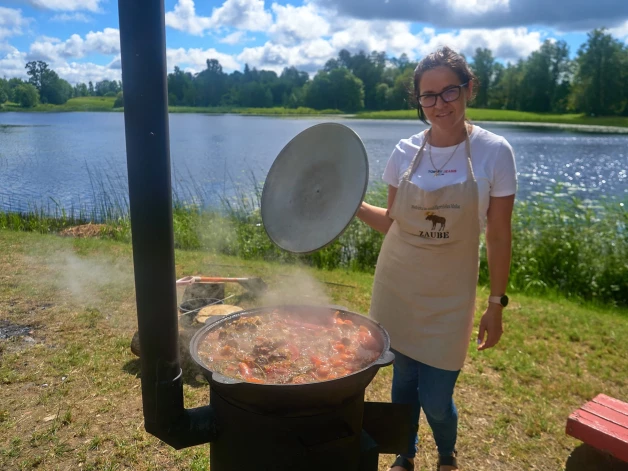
[418,82,468,108]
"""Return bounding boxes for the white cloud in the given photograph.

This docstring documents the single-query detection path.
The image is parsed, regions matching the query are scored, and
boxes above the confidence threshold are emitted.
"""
[0,7,31,42]
[212,0,272,31]
[165,0,213,36]
[269,3,330,45]
[27,28,120,62]
[166,0,272,36]
[610,20,628,43]
[219,31,247,45]
[51,12,92,22]
[26,0,102,12]
[0,46,28,79]
[238,39,334,74]
[437,0,510,15]
[418,27,543,63]
[55,61,122,84]
[167,47,240,74]
[329,19,419,57]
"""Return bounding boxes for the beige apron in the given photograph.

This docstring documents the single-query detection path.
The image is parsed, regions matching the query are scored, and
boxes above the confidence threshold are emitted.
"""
[369,129,480,371]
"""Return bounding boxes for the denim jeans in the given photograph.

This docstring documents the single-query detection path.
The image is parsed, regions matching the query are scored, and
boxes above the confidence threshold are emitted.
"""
[391,349,461,458]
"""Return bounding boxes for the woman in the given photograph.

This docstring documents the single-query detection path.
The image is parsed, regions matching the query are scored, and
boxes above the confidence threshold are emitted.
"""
[357,46,516,471]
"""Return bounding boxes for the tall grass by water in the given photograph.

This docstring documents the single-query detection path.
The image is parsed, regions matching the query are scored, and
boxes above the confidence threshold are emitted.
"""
[1,180,626,306]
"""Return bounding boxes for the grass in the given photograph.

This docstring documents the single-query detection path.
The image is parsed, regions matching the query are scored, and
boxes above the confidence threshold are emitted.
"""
[355,108,628,128]
[0,228,627,471]
[1,96,119,112]
[3,97,628,128]
[0,97,342,116]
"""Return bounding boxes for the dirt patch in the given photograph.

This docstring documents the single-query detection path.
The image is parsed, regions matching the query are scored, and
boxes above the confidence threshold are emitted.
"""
[0,320,34,340]
[59,223,107,238]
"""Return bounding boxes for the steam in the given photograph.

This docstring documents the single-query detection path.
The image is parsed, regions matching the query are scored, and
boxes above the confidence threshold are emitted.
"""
[260,268,331,308]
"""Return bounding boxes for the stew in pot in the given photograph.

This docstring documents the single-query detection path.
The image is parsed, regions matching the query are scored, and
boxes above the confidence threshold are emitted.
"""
[196,309,382,384]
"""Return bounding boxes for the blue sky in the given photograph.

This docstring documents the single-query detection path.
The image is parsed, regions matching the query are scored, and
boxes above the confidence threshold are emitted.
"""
[1,0,627,85]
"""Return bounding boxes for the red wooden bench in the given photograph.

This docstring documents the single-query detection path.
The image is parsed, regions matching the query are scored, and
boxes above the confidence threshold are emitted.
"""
[566,394,628,463]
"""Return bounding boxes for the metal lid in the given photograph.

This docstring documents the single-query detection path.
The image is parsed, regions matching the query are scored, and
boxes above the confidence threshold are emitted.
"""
[261,122,369,254]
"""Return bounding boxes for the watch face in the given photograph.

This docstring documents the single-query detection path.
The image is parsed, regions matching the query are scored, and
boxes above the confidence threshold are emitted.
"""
[501,295,509,307]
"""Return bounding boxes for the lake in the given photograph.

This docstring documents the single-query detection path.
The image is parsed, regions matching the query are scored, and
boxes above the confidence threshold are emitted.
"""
[0,112,626,217]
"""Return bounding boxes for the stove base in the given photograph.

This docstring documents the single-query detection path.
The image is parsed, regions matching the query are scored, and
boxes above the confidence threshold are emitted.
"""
[209,388,380,471]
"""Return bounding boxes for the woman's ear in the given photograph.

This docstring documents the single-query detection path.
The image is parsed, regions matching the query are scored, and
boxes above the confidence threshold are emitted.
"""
[466,80,474,103]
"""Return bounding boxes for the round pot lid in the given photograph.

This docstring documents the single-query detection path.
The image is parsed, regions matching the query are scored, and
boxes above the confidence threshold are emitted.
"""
[261,122,369,254]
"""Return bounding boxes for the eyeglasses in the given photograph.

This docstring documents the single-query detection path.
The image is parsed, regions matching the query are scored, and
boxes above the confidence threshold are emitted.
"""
[418,82,468,108]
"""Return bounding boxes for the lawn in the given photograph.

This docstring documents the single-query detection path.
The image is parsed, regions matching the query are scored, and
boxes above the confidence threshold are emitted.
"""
[3,97,628,130]
[355,108,628,128]
[1,229,627,470]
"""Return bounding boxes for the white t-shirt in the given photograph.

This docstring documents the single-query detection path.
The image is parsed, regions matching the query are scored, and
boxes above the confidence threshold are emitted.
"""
[382,125,517,229]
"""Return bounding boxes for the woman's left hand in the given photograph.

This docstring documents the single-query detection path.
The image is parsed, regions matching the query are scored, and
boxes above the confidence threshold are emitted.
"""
[477,304,504,351]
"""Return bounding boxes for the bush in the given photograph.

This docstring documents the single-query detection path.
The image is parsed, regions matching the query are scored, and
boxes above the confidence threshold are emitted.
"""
[14,84,39,108]
[113,92,124,108]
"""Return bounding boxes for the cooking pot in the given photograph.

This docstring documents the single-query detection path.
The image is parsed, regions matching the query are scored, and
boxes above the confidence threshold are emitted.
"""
[190,305,394,415]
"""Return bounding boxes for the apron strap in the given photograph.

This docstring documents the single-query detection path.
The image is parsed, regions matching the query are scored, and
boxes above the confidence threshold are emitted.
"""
[402,130,430,181]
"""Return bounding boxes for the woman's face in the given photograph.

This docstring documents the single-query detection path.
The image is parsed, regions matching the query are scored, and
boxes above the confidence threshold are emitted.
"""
[418,66,472,133]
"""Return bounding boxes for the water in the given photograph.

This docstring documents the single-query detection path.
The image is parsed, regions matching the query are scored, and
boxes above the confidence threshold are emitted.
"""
[0,112,626,217]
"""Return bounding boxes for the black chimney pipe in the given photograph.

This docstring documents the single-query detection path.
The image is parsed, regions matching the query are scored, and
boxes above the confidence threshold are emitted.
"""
[118,0,217,449]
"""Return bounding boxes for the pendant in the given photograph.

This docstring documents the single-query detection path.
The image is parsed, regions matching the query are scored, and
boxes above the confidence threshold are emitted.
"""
[433,170,443,177]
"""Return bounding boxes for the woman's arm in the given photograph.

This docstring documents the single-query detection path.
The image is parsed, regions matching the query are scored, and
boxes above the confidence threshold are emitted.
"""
[477,194,515,351]
[356,185,398,234]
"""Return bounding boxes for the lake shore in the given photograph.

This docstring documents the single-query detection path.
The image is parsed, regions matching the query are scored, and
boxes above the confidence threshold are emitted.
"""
[2,97,628,132]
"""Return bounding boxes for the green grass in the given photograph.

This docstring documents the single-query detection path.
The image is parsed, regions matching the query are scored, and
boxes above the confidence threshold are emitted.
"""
[0,229,627,471]
[5,97,628,128]
[0,97,342,115]
[355,108,628,128]
[1,96,118,112]
[168,105,343,115]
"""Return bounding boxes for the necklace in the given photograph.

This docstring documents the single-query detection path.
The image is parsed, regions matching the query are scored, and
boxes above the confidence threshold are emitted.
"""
[428,130,461,177]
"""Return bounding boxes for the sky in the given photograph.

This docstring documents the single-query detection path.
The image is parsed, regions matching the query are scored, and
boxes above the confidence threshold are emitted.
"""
[1,0,628,85]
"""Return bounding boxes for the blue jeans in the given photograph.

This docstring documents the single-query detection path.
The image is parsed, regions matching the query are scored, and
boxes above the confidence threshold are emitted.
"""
[391,349,460,458]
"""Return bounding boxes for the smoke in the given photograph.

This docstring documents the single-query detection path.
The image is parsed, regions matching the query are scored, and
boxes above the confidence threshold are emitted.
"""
[41,249,135,310]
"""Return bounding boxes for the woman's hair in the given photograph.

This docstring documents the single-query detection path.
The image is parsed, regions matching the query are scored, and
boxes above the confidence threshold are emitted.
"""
[413,46,478,124]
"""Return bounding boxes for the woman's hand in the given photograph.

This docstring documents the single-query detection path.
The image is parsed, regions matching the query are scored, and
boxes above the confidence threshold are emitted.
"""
[477,303,503,351]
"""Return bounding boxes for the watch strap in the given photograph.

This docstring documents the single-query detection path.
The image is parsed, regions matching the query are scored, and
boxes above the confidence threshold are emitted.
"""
[489,295,505,306]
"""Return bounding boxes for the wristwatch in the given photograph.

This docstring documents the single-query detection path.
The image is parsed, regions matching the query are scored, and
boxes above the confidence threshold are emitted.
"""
[488,295,509,307]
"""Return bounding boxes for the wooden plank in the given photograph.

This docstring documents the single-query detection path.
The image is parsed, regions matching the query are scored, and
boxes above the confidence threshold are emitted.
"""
[582,402,628,429]
[567,409,628,462]
[594,394,628,418]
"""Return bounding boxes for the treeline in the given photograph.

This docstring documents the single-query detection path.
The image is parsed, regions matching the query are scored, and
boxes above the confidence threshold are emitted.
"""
[1,28,627,116]
[0,61,123,108]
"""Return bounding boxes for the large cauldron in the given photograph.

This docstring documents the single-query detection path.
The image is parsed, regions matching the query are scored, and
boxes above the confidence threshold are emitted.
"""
[190,305,394,415]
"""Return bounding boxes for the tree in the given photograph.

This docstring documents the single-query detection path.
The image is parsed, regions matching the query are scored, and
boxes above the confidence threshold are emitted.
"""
[491,61,525,110]
[167,66,194,105]
[518,40,571,113]
[0,78,8,104]
[88,81,94,96]
[25,61,72,104]
[470,48,496,108]
[73,83,89,97]
[571,29,628,116]
[305,68,364,112]
[195,59,227,106]
[14,83,39,107]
